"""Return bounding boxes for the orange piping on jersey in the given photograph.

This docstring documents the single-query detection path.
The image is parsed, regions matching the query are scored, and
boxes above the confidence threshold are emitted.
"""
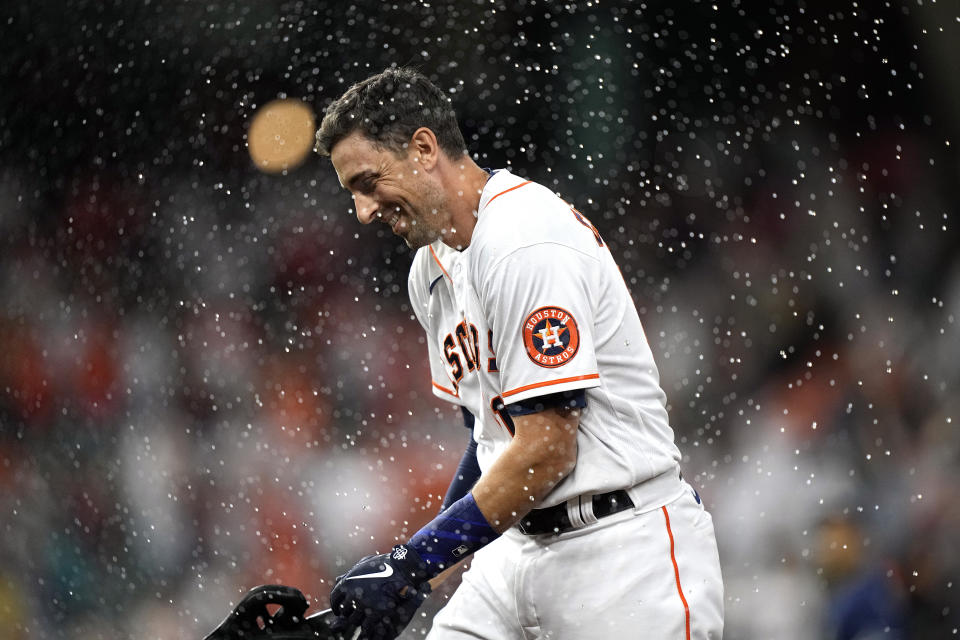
[484,180,532,209]
[662,505,691,640]
[432,380,459,398]
[500,373,599,399]
[428,245,453,282]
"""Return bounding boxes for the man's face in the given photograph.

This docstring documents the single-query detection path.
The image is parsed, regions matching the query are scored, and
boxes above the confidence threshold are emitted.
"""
[330,131,446,249]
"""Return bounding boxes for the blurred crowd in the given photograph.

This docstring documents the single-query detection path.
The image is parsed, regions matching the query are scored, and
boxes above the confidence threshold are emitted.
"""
[2,2,959,639]
[2,127,958,640]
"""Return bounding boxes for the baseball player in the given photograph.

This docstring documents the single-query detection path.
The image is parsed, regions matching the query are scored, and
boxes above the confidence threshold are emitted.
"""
[308,68,725,640]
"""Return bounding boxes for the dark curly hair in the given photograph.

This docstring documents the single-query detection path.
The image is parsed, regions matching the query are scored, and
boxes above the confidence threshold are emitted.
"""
[314,67,467,158]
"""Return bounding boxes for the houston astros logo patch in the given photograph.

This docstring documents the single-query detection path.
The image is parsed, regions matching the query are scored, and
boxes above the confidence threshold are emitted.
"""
[522,306,580,368]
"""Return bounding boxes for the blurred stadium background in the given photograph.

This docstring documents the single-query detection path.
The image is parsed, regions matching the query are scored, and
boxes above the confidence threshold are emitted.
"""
[1,1,958,638]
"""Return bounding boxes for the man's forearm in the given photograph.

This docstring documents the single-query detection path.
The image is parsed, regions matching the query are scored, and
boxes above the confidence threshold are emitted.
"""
[470,408,580,533]
[384,406,580,582]
[440,431,481,512]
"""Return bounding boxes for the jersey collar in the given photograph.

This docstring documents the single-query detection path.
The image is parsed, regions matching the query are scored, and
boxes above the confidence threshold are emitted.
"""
[427,239,459,279]
[477,169,527,214]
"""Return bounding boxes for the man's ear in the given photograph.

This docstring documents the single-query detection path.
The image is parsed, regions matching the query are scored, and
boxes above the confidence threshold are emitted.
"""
[409,127,440,170]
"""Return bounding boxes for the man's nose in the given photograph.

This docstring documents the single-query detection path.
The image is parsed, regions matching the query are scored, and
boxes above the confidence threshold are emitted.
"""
[354,193,379,224]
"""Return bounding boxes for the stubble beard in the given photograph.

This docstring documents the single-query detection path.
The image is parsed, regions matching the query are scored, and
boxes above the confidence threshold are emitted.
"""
[400,184,448,250]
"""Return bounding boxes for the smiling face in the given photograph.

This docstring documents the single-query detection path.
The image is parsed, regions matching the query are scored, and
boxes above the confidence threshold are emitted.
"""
[330,131,448,249]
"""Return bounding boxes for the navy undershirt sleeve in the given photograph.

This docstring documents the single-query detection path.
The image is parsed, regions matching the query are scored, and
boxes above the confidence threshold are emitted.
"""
[459,405,475,430]
[505,389,587,417]
[439,408,482,513]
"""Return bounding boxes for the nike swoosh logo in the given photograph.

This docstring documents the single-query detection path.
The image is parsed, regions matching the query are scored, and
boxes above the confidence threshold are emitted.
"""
[343,565,394,581]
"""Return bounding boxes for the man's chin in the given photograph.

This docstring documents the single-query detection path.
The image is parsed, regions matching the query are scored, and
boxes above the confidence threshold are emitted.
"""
[400,229,437,250]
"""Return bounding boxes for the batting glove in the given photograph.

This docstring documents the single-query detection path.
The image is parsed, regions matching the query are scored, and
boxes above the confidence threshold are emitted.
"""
[204,584,324,640]
[330,545,431,640]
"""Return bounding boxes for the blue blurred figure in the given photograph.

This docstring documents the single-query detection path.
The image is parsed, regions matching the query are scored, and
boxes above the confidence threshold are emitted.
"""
[817,517,906,640]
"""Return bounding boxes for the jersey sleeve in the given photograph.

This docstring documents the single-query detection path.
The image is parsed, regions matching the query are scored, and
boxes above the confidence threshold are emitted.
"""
[479,242,602,405]
[408,251,461,403]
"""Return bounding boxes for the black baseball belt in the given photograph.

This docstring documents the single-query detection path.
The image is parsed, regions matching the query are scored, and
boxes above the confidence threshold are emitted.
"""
[517,489,634,535]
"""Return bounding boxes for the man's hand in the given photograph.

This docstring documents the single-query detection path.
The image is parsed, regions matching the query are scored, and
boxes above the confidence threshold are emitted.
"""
[330,545,432,640]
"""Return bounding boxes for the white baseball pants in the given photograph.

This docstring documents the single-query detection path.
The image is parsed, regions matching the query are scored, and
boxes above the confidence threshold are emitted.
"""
[426,484,724,639]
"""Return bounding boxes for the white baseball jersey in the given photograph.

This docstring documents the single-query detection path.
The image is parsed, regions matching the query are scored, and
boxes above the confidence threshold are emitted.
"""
[408,169,683,508]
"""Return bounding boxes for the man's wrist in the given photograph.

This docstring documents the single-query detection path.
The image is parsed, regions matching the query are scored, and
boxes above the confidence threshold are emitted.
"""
[388,544,430,585]
[406,492,500,578]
